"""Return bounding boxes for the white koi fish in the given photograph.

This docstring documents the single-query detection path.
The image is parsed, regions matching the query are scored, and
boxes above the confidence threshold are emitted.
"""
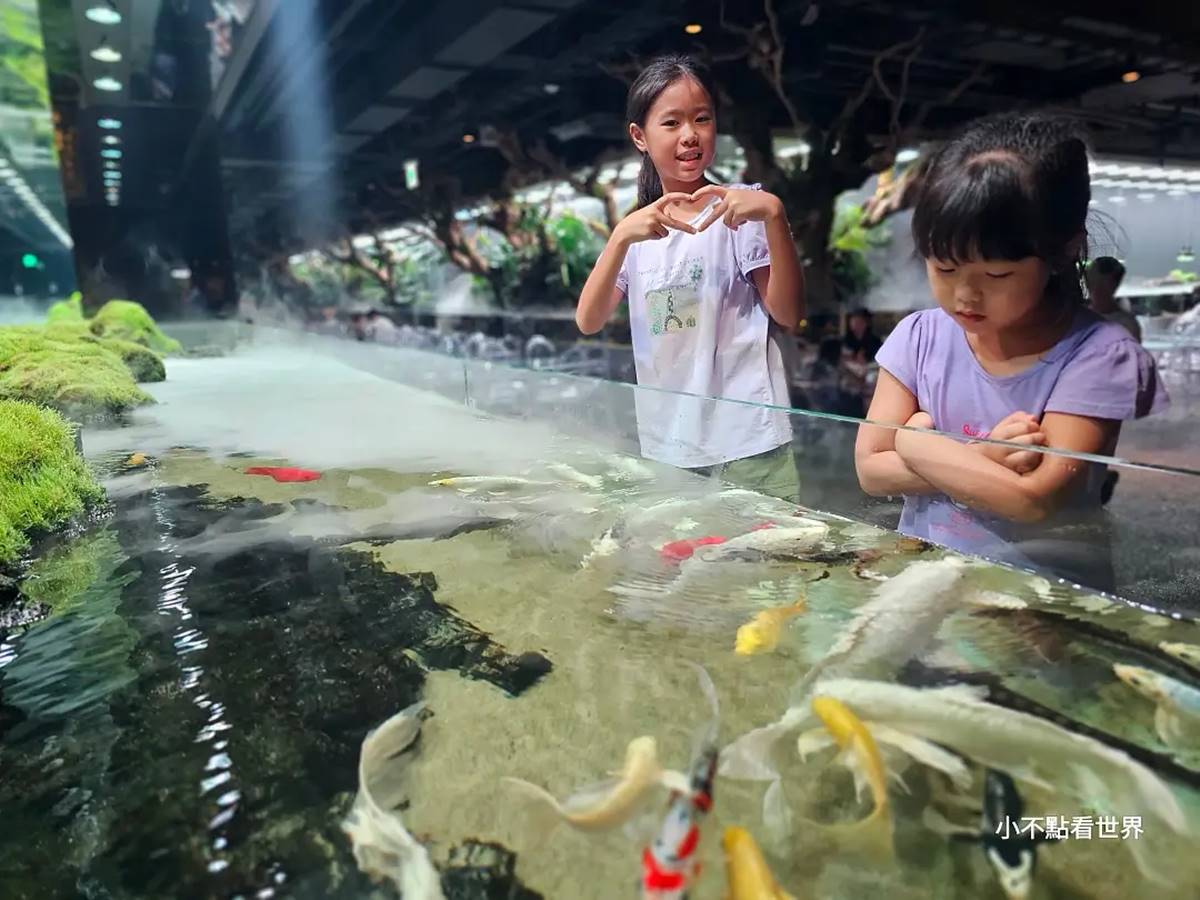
[1160,642,1200,668]
[1113,664,1200,747]
[429,475,551,490]
[545,462,604,489]
[341,703,445,900]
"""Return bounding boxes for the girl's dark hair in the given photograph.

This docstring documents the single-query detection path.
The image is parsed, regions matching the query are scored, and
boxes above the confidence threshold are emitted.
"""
[911,113,1092,305]
[626,55,717,209]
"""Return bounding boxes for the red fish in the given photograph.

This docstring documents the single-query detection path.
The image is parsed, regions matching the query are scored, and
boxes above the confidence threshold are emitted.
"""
[244,466,322,483]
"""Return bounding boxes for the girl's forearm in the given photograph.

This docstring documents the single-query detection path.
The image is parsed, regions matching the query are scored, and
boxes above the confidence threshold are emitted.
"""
[856,449,940,497]
[896,429,1053,523]
[761,208,805,330]
[576,232,632,334]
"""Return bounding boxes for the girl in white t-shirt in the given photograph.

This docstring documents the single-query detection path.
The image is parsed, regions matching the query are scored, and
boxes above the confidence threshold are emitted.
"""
[575,55,806,500]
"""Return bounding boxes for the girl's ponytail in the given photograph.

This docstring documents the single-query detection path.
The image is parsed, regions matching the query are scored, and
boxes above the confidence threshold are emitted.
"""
[636,152,663,209]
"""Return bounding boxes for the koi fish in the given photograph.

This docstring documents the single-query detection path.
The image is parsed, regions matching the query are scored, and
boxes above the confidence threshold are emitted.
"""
[126,452,147,467]
[641,665,720,899]
[429,475,547,489]
[545,462,604,489]
[687,521,829,564]
[810,696,894,860]
[774,678,1188,882]
[735,598,807,656]
[1160,642,1200,668]
[341,703,445,899]
[924,769,1058,900]
[722,827,795,899]
[244,465,322,482]
[1113,664,1200,747]
[502,737,690,838]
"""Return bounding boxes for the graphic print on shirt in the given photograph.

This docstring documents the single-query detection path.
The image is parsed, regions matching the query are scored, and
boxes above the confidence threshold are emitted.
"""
[646,260,703,336]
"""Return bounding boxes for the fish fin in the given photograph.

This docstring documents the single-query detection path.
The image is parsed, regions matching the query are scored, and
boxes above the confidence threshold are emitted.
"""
[967,590,1028,610]
[796,728,835,762]
[558,776,624,815]
[762,778,794,842]
[659,769,692,796]
[720,707,810,781]
[622,805,661,845]
[869,723,974,790]
[1154,704,1187,746]
[922,807,978,841]
[499,777,565,842]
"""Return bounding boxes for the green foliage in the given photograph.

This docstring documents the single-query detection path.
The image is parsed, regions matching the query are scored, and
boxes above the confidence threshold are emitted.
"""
[0,4,50,108]
[1168,268,1197,283]
[0,326,154,420]
[46,292,84,323]
[0,399,104,565]
[290,256,349,308]
[829,203,889,302]
[89,300,182,353]
[474,208,604,309]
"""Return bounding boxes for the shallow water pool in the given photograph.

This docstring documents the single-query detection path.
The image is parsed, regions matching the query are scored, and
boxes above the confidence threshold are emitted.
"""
[2,342,1199,899]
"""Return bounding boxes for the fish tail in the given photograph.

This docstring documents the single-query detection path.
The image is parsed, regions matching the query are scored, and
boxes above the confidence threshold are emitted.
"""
[500,777,564,842]
[824,803,895,864]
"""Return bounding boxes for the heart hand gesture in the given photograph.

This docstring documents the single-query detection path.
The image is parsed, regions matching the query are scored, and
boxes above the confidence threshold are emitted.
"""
[689,185,785,231]
[613,193,699,245]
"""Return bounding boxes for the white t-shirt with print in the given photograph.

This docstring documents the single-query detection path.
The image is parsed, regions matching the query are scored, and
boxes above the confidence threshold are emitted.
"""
[616,184,792,468]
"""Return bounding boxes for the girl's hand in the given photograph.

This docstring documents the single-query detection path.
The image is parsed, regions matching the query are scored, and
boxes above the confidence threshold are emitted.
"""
[612,193,698,245]
[972,411,1047,474]
[690,185,785,231]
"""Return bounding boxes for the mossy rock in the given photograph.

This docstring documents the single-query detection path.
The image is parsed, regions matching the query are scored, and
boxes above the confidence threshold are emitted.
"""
[0,326,154,421]
[89,300,181,354]
[38,323,166,383]
[46,292,84,323]
[0,399,104,566]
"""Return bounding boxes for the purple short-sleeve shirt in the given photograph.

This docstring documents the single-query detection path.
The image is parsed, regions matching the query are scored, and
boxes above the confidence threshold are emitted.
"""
[875,306,1168,567]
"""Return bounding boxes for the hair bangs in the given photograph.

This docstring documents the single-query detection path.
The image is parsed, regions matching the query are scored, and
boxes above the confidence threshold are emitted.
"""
[912,154,1041,264]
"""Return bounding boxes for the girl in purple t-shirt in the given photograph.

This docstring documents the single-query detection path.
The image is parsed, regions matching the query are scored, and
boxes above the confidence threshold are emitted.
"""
[855,114,1167,580]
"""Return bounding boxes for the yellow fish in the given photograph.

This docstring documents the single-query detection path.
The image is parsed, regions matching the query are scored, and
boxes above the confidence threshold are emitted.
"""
[735,598,807,656]
[811,695,894,861]
[126,452,147,467]
[723,826,796,899]
[502,736,689,839]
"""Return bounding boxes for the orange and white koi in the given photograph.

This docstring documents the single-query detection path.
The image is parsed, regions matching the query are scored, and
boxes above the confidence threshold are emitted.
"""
[641,665,721,899]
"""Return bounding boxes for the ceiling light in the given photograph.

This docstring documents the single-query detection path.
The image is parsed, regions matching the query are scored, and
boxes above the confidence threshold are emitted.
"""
[1108,195,1126,203]
[90,45,122,63]
[462,133,476,143]
[1137,192,1155,201]
[1168,188,1187,196]
[103,161,118,170]
[1121,70,1140,84]
[170,267,191,280]
[684,23,702,35]
[543,83,560,95]
[102,135,121,146]
[93,76,122,92]
[101,148,122,159]
[1178,247,1196,263]
[85,6,122,25]
[896,148,920,164]
[98,117,122,129]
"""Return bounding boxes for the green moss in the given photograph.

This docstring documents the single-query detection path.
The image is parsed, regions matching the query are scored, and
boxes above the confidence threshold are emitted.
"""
[90,300,182,354]
[0,399,104,566]
[38,323,166,383]
[46,292,84,323]
[0,326,153,421]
